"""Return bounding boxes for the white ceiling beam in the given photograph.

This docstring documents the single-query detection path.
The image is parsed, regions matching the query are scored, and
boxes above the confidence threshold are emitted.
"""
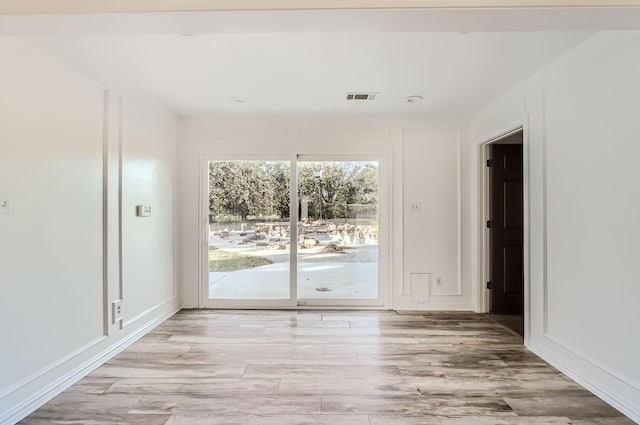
[2,8,640,36]
[1,0,640,14]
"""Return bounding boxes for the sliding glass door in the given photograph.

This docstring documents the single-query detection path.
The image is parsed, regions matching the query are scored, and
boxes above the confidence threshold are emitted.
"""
[206,159,295,306]
[297,158,380,305]
[202,155,383,308]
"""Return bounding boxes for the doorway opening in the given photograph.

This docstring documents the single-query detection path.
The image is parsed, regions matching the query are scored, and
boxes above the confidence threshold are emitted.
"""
[485,130,525,336]
[202,155,384,309]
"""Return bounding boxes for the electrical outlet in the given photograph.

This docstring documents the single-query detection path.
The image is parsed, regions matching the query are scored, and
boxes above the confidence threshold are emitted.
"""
[112,300,123,324]
[0,194,12,216]
[410,202,421,213]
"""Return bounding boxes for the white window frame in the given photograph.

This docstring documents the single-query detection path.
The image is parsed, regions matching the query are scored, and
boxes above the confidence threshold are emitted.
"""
[198,152,390,309]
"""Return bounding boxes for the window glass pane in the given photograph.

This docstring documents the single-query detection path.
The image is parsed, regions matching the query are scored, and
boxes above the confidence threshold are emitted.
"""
[208,160,291,300]
[297,160,379,300]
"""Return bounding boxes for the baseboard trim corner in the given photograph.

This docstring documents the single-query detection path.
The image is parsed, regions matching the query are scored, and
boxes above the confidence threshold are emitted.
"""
[0,302,180,425]
[527,340,640,423]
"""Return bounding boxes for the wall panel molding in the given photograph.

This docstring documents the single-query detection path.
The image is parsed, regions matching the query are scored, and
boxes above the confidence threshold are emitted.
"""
[0,303,179,425]
[532,33,640,423]
[117,95,125,330]
[540,34,640,337]
[101,89,111,336]
[398,130,463,309]
[122,297,179,329]
[0,336,107,401]
[0,40,179,425]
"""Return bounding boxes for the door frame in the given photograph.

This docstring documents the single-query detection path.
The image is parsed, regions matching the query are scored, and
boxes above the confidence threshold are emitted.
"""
[480,125,530,340]
[198,153,298,309]
[198,152,390,309]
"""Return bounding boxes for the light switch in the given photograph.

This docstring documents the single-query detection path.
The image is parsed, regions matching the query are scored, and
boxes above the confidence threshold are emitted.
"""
[0,194,12,216]
[136,205,152,217]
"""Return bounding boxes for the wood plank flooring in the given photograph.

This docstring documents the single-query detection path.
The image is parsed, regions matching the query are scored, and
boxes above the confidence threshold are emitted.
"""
[20,310,633,425]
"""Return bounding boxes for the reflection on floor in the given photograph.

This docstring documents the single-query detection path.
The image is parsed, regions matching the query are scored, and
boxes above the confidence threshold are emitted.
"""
[21,310,632,425]
[489,314,524,337]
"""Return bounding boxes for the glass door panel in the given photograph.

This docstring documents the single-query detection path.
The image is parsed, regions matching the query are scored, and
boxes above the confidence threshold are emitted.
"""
[207,160,291,301]
[297,160,379,301]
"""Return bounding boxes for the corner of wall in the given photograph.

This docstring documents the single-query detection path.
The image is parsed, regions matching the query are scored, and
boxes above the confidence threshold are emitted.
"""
[469,31,640,423]
[0,38,180,425]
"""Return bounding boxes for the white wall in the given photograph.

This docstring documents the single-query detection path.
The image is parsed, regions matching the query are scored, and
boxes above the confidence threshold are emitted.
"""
[0,38,179,425]
[470,31,640,422]
[177,117,470,311]
[399,130,469,309]
[121,99,176,326]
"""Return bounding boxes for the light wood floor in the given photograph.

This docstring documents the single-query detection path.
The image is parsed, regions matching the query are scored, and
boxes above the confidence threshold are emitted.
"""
[21,310,633,425]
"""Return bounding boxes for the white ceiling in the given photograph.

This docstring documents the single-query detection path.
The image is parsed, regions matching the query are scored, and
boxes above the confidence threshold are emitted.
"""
[8,8,637,118]
[54,31,592,118]
[7,6,640,120]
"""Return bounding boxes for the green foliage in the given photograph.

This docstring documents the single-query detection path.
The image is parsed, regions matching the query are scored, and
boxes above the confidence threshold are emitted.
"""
[298,161,378,219]
[209,161,290,220]
[209,160,378,220]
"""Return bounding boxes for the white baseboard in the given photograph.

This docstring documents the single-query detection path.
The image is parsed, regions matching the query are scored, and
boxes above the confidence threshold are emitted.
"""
[393,303,474,311]
[0,300,180,425]
[528,338,640,424]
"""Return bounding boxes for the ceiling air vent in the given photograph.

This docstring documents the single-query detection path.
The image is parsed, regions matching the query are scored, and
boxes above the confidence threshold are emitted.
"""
[346,92,378,101]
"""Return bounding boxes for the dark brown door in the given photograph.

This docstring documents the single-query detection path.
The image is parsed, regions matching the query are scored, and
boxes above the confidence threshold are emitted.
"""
[489,137,524,315]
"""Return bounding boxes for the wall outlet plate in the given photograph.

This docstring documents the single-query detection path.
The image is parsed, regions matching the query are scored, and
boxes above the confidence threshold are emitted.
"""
[112,300,123,323]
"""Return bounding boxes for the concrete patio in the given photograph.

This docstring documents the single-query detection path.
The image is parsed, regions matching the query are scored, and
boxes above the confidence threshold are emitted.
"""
[209,261,378,299]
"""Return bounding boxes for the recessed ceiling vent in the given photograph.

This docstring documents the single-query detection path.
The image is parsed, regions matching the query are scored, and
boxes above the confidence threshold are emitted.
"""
[346,92,378,101]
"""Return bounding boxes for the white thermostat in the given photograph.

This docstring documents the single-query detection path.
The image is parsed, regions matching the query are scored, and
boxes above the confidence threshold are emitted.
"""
[136,205,152,217]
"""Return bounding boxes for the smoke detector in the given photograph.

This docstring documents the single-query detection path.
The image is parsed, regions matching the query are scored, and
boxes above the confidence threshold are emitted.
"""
[346,92,378,101]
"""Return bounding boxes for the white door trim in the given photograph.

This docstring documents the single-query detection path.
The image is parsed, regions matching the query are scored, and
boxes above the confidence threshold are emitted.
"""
[198,153,297,309]
[478,119,531,343]
[296,154,389,308]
